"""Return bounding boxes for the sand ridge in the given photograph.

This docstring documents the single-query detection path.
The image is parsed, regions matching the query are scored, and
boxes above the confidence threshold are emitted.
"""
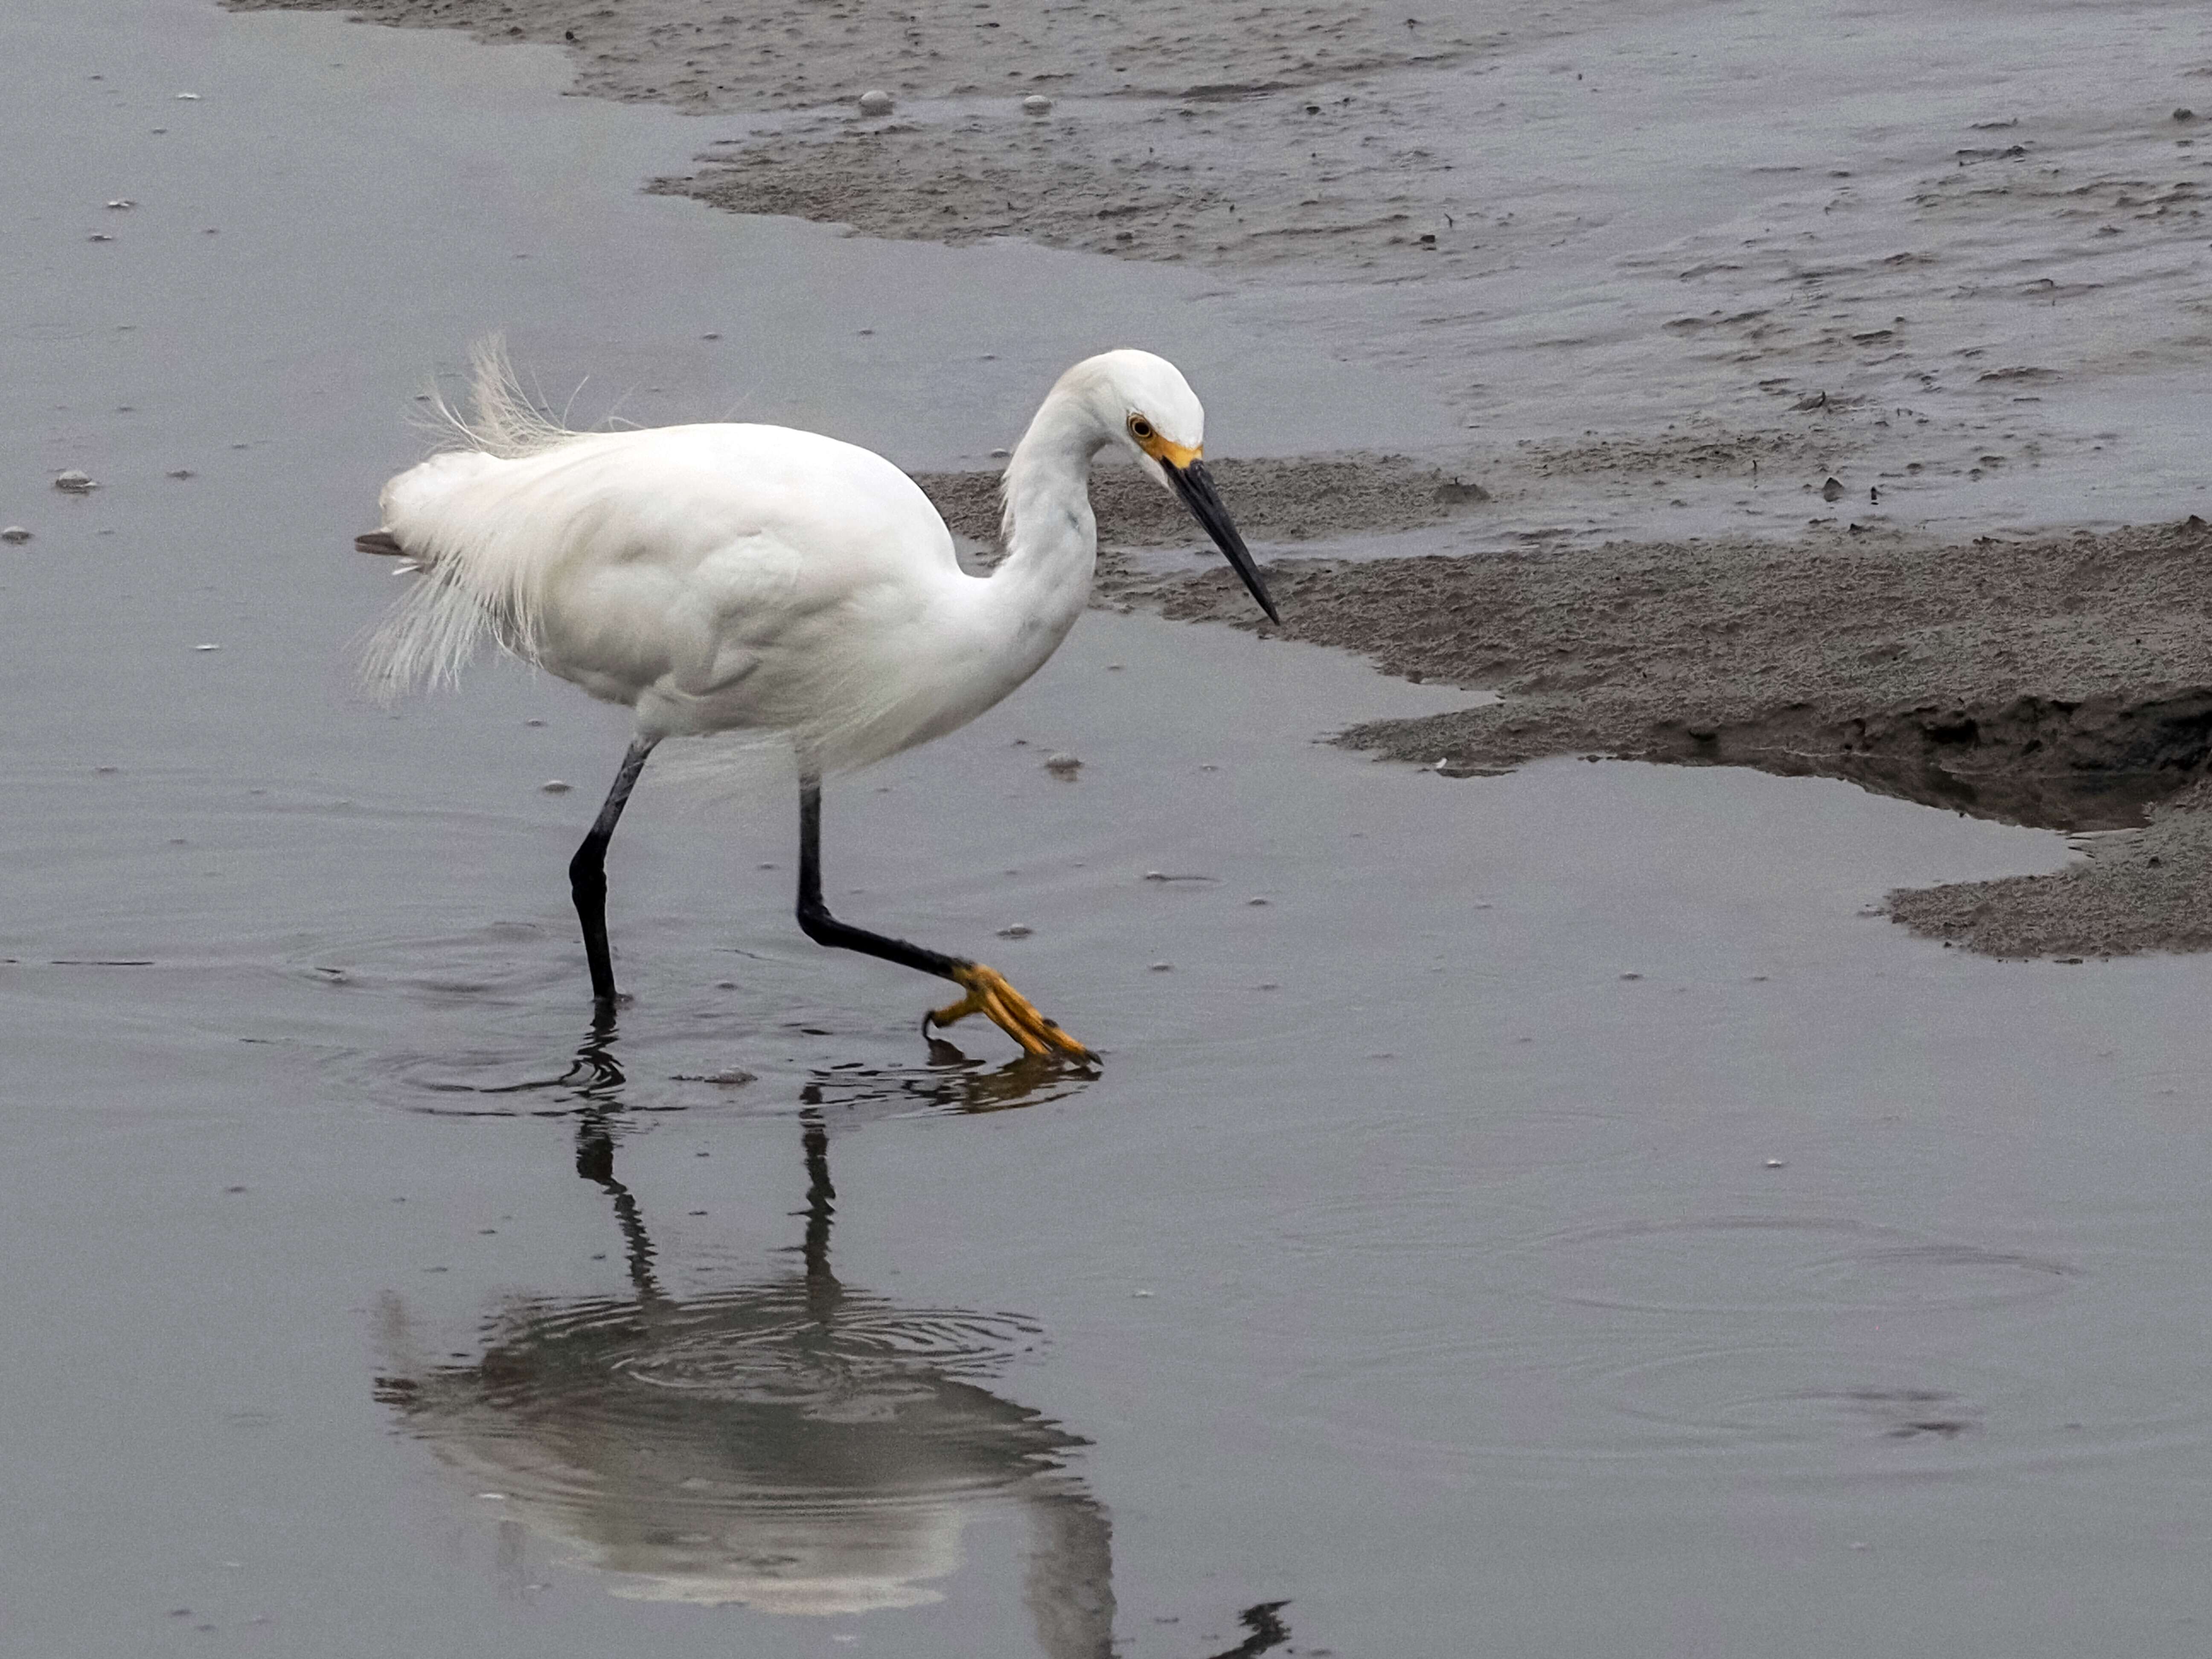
[1082,506,2212,957]
[915,452,1490,553]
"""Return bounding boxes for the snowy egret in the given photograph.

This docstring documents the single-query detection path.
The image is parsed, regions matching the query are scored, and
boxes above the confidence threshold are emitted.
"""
[356,343,1276,1061]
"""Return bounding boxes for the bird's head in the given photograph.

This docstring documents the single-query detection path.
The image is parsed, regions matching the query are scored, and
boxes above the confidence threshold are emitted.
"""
[1075,349,1278,623]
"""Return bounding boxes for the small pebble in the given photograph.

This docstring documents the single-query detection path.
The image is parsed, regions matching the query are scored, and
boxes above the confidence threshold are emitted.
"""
[1247,896,1269,906]
[997,923,1033,938]
[194,643,221,652]
[540,780,572,794]
[106,198,134,210]
[166,469,194,480]
[990,447,1011,459]
[1764,1158,1786,1169]
[54,469,96,492]
[1022,93,1053,115]
[175,91,201,100]
[1044,752,1082,777]
[1618,971,1642,981]
[0,527,30,544]
[88,232,115,242]
[857,89,894,116]
[1149,961,1173,972]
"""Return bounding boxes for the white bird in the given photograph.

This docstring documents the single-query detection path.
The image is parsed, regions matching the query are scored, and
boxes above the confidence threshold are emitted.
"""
[355,343,1277,1062]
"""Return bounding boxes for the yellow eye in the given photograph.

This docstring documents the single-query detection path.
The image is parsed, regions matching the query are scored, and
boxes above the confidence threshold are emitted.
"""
[1128,416,1155,441]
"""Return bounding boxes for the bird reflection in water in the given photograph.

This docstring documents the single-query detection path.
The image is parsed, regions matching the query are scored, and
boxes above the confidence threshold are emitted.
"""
[373,1017,1117,1644]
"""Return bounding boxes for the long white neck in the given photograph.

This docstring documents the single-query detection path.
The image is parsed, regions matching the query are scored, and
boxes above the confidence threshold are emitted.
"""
[979,385,1110,664]
[885,383,1111,765]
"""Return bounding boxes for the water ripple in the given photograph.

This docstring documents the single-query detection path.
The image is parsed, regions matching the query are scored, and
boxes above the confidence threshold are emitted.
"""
[1505,1215,2080,1316]
[378,1278,1078,1614]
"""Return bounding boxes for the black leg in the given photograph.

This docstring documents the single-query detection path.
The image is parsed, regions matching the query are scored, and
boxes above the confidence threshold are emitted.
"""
[792,770,1097,1063]
[569,736,658,1006]
[794,770,965,981]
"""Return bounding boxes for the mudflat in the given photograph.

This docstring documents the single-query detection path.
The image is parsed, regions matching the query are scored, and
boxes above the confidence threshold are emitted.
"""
[1083,507,2212,956]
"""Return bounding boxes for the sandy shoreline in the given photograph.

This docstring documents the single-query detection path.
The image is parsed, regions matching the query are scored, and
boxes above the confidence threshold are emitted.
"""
[1058,492,2212,958]
[228,0,2212,957]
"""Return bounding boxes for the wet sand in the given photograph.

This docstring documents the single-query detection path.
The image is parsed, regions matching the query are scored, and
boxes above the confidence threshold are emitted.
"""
[918,451,1490,553]
[1074,505,2212,957]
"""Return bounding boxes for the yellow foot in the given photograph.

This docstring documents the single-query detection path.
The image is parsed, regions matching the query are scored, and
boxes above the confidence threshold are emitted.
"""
[926,962,1097,1064]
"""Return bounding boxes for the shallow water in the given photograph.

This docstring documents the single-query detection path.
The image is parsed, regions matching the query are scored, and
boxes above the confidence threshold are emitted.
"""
[12,5,2212,1657]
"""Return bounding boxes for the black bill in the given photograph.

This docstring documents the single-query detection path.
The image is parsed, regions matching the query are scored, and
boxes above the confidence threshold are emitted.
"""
[1166,459,1279,623]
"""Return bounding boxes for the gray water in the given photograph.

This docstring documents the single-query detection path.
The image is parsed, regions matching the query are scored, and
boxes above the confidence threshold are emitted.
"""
[9,4,2212,1656]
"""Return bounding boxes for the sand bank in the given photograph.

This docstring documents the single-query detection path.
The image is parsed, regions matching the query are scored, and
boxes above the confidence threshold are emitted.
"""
[1051,489,2212,957]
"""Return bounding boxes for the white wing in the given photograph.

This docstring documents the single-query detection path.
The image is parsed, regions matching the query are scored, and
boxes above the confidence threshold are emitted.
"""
[366,422,964,755]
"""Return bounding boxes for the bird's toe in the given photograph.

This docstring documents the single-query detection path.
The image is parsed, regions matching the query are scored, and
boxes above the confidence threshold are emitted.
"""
[933,963,1095,1065]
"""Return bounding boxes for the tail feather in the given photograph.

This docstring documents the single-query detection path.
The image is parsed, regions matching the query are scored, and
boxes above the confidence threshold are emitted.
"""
[358,336,585,701]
